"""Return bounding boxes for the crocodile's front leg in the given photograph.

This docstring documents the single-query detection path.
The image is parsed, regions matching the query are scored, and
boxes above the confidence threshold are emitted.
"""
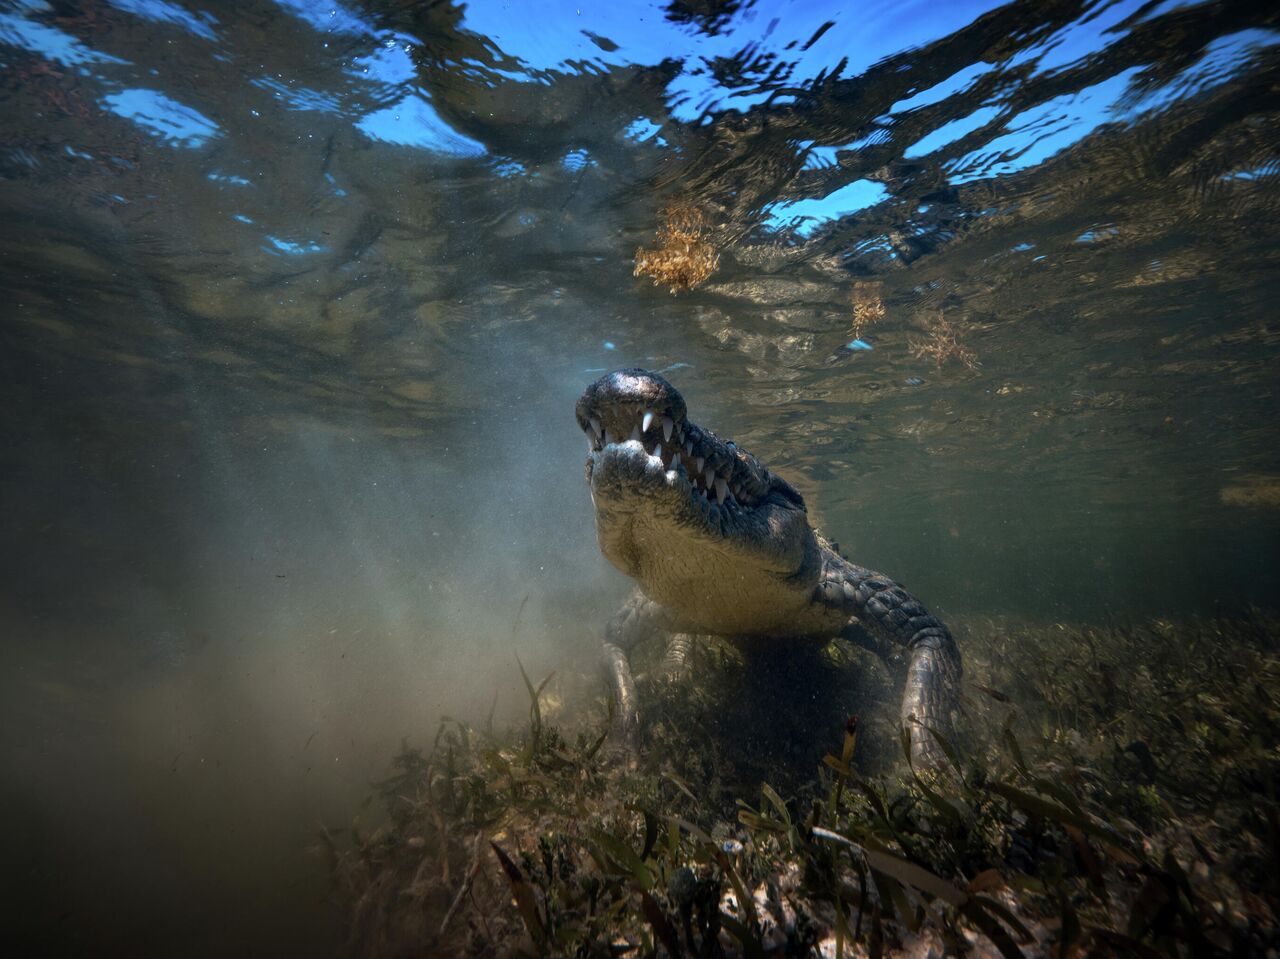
[821,561,962,768]
[602,588,678,747]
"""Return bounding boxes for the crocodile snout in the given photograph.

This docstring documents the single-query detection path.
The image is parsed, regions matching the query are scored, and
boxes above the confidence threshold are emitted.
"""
[576,369,688,447]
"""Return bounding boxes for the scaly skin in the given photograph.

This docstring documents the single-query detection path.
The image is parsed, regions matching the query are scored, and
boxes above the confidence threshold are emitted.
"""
[576,369,961,768]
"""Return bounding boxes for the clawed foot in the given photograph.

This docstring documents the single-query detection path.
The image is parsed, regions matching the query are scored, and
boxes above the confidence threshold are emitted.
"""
[654,633,694,685]
[649,661,690,686]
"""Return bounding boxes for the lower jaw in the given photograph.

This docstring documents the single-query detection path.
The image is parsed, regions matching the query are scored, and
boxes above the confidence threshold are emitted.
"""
[591,441,750,508]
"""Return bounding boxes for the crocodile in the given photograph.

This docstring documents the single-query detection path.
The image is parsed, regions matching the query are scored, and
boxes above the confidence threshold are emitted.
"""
[575,368,962,767]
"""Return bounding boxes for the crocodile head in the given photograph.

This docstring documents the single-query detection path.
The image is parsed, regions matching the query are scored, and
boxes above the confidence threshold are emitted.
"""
[576,369,822,634]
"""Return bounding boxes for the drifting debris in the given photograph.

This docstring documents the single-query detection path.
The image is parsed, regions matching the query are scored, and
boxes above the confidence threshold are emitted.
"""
[850,280,886,341]
[909,311,979,370]
[635,203,720,293]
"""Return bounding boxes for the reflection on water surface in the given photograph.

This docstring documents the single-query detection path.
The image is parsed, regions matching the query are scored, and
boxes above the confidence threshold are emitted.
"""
[1,0,1277,955]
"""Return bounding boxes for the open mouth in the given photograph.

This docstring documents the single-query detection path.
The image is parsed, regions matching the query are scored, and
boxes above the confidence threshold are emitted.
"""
[581,406,759,509]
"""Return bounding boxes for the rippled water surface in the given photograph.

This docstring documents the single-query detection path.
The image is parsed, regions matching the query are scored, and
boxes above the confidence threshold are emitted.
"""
[2,0,1278,954]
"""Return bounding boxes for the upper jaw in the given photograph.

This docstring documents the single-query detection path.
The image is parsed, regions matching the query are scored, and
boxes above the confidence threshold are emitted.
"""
[580,402,774,510]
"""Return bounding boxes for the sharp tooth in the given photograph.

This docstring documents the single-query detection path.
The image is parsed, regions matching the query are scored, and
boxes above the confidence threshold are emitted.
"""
[586,435,594,452]
[629,424,642,442]
[695,456,705,473]
[662,416,673,442]
[704,466,715,487]
[589,416,602,436]
[654,443,662,460]
[670,450,681,471]
[715,477,728,504]
[604,429,615,445]
[685,440,693,456]
[642,410,655,433]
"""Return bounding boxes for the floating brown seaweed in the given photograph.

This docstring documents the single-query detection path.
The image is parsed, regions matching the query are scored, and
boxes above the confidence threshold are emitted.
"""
[909,311,979,370]
[850,280,886,341]
[634,203,720,293]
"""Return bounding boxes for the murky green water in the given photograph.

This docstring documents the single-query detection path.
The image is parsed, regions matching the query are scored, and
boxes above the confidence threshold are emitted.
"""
[1,0,1277,955]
